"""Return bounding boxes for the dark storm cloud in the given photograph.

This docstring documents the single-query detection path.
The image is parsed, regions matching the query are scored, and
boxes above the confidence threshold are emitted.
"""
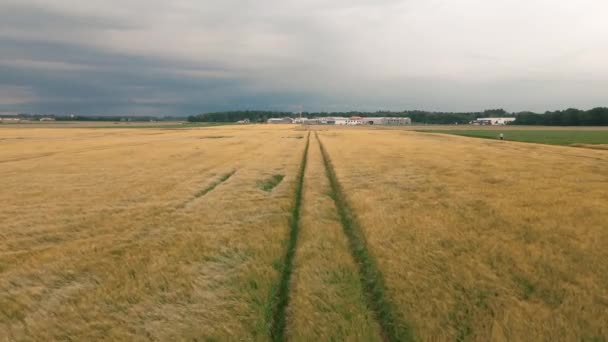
[0,38,246,114]
[1,0,607,115]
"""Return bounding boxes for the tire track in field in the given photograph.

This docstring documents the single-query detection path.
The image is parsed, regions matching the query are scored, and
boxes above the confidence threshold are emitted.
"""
[0,137,262,264]
[315,131,414,342]
[176,170,236,209]
[270,132,310,342]
[172,136,270,209]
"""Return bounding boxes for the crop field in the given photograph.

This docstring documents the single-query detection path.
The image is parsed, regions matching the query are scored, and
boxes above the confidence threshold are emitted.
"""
[1,125,607,341]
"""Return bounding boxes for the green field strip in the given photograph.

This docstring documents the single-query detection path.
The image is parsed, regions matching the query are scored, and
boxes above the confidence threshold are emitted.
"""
[316,132,414,342]
[258,174,285,192]
[418,129,608,145]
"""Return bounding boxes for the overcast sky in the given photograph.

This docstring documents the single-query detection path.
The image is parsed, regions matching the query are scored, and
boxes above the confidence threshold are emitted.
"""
[1,0,607,115]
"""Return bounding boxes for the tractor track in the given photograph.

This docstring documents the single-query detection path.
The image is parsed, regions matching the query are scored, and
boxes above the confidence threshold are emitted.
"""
[270,131,310,342]
[315,131,413,342]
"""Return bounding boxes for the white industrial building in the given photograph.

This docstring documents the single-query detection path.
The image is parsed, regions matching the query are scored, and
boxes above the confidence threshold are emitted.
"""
[471,117,516,125]
[332,117,347,125]
[267,117,294,124]
[0,116,22,122]
[346,116,363,125]
[303,116,411,126]
[363,117,412,125]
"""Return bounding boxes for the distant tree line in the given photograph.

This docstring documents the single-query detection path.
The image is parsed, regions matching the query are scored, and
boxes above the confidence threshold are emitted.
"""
[54,115,185,122]
[187,109,511,124]
[8,107,606,125]
[188,111,294,123]
[188,107,608,126]
[513,108,608,126]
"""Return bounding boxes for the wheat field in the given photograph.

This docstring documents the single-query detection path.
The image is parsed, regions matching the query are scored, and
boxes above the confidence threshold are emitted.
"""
[1,126,305,340]
[1,124,607,341]
[317,128,608,341]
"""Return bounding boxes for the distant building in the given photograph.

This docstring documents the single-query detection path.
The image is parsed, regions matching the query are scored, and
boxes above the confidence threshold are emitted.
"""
[302,116,411,126]
[303,118,318,125]
[267,117,294,124]
[347,116,363,125]
[0,116,21,122]
[471,117,516,125]
[362,117,412,125]
[333,117,347,125]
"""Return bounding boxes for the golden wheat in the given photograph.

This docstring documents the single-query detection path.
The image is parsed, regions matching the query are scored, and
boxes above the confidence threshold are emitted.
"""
[2,124,607,341]
[285,133,380,341]
[0,125,305,340]
[317,128,608,341]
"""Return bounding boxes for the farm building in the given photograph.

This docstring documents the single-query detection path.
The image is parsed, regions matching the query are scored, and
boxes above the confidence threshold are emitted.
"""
[316,118,331,124]
[267,117,294,124]
[302,116,411,126]
[363,117,412,125]
[471,117,516,125]
[346,116,363,125]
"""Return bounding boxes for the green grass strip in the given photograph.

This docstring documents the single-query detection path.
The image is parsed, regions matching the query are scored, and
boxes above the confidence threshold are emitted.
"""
[258,174,285,192]
[270,132,310,342]
[418,129,608,145]
[316,132,414,342]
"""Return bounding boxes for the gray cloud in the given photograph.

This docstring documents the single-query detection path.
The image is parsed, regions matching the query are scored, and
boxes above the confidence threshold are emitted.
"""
[1,0,607,115]
[0,4,136,31]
